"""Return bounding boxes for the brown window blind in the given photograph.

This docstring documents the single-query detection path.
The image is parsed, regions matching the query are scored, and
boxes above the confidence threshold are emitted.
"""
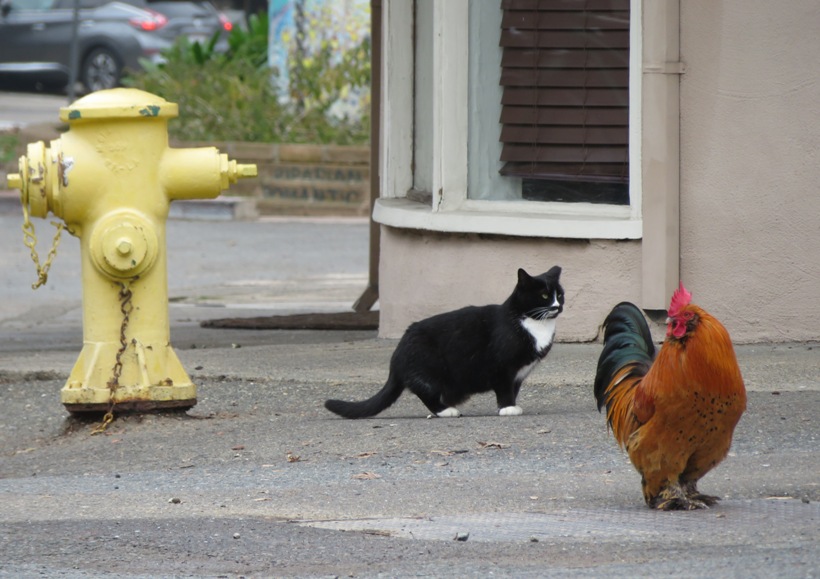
[499,0,630,193]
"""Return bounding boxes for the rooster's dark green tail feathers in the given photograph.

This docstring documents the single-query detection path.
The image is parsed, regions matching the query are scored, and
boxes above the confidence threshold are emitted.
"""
[593,302,656,412]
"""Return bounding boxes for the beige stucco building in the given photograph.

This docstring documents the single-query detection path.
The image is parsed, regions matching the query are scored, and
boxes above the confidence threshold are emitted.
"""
[371,0,820,343]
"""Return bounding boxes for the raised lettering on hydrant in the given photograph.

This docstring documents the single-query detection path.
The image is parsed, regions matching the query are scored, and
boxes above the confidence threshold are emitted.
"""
[6,89,257,414]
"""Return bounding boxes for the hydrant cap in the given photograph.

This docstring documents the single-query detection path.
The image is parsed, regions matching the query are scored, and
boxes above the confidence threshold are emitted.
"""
[60,88,179,123]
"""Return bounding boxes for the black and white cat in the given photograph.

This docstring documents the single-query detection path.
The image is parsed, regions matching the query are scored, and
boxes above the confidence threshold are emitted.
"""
[324,266,564,419]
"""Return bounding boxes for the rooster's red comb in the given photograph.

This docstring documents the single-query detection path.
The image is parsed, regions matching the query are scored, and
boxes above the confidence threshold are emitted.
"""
[668,282,692,316]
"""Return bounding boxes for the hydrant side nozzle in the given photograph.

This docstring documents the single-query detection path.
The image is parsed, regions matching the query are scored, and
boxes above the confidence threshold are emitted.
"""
[161,148,257,200]
[14,141,52,219]
[160,147,222,201]
[7,173,22,190]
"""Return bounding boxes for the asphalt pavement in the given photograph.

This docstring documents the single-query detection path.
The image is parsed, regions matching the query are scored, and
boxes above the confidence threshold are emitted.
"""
[1,90,818,577]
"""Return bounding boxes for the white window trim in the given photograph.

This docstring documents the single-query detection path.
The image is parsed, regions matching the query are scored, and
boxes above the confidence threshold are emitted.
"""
[375,0,644,240]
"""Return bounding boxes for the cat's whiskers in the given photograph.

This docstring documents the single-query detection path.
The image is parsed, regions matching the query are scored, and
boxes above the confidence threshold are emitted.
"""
[528,306,560,321]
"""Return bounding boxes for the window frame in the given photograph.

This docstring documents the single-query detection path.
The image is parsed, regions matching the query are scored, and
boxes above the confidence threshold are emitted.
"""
[373,0,645,240]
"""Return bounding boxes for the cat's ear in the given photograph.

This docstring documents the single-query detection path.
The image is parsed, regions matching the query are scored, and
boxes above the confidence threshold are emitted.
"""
[517,268,534,287]
[546,265,562,279]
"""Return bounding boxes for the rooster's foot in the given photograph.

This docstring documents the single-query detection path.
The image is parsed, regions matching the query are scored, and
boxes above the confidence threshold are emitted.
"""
[681,481,721,506]
[649,482,711,510]
[652,496,710,510]
[688,492,720,506]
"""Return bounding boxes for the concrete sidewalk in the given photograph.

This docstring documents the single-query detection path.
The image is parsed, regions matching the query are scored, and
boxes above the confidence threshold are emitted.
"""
[0,212,818,576]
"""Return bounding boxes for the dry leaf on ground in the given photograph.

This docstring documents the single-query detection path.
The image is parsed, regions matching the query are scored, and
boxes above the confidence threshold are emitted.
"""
[352,472,382,480]
[477,441,509,449]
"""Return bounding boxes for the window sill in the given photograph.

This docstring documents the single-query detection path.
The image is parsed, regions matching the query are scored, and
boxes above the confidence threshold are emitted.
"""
[373,198,642,240]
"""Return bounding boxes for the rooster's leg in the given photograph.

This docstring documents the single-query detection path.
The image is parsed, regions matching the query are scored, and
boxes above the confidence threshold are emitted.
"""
[679,441,733,506]
[629,429,698,510]
[681,479,720,506]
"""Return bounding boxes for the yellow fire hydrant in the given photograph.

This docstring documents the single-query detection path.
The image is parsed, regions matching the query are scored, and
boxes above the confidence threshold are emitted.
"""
[6,88,256,414]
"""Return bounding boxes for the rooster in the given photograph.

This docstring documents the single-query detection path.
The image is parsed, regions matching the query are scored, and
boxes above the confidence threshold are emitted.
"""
[593,283,746,510]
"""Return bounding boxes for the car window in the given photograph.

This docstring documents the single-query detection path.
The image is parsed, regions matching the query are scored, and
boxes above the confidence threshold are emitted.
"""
[8,0,57,11]
[51,0,109,8]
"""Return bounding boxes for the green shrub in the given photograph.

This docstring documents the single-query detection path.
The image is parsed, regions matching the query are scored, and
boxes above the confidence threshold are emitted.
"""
[124,11,370,146]
[0,133,19,164]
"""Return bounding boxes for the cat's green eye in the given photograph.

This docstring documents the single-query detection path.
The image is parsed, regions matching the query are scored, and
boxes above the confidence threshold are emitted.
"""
[542,293,551,300]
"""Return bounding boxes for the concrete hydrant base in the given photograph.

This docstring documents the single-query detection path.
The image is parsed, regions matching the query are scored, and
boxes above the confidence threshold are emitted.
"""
[63,398,196,414]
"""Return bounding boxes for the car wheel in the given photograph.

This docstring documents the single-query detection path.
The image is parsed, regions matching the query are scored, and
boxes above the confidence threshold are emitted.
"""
[81,47,122,92]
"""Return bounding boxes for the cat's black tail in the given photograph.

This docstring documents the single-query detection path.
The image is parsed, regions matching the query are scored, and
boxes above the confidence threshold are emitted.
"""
[324,372,404,419]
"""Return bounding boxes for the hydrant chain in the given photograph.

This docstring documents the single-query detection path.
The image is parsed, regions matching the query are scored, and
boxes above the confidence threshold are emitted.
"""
[110,281,134,390]
[20,200,64,290]
[92,282,133,435]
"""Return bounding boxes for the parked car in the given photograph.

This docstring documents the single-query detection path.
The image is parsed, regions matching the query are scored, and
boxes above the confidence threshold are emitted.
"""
[0,0,233,92]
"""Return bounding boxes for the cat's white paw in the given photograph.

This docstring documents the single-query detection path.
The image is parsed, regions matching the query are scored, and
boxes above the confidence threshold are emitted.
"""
[498,405,523,416]
[436,407,462,418]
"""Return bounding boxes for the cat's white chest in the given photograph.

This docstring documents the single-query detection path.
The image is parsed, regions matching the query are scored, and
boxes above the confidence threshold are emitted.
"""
[521,317,557,354]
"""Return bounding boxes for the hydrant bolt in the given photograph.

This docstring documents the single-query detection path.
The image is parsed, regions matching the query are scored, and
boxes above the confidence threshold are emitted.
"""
[116,238,132,256]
